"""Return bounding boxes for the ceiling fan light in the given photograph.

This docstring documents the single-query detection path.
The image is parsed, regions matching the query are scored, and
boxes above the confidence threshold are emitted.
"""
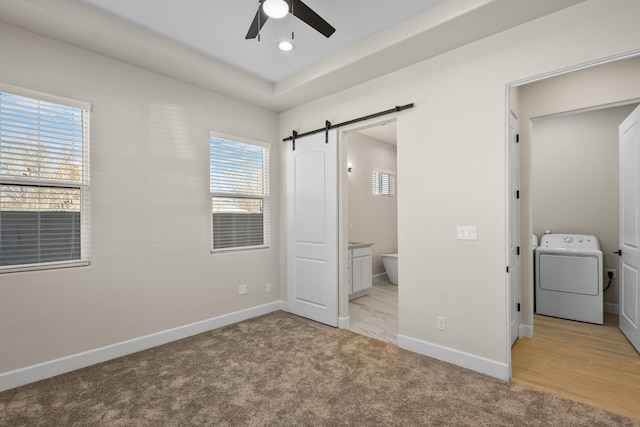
[263,0,289,19]
[278,40,295,51]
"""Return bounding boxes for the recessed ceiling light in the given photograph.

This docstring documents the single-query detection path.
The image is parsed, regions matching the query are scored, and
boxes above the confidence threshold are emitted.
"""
[278,40,295,51]
[263,0,289,19]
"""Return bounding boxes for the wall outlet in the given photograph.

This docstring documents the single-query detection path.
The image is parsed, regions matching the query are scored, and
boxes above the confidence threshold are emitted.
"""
[606,269,617,279]
[436,316,446,331]
[266,283,272,293]
[238,284,247,295]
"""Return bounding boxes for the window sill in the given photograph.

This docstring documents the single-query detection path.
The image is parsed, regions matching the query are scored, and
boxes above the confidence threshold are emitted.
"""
[210,245,270,254]
[0,260,90,274]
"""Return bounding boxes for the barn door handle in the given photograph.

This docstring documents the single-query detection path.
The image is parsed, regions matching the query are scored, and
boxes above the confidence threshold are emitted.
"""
[614,250,622,256]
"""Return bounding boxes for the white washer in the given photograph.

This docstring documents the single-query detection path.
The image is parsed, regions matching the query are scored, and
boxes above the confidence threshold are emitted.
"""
[535,234,603,324]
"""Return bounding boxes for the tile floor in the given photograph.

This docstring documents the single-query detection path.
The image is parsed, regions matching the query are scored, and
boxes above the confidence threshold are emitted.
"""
[348,280,398,344]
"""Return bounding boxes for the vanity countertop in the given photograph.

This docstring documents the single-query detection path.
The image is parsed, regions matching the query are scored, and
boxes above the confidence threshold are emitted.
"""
[348,242,373,249]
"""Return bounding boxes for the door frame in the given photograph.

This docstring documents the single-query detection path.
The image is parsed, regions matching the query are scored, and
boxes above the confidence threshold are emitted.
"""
[337,116,400,329]
[508,111,520,347]
[505,50,640,378]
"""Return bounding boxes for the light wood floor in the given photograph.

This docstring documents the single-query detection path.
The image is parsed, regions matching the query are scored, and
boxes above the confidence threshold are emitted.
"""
[348,281,398,344]
[512,313,640,420]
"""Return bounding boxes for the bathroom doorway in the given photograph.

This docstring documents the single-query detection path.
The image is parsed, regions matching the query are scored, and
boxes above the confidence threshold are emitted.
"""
[341,119,399,344]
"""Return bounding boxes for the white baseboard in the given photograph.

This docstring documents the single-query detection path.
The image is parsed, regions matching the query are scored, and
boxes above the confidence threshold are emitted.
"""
[519,324,533,338]
[349,289,369,300]
[604,303,619,314]
[338,316,350,329]
[397,334,509,381]
[372,273,388,283]
[0,300,285,392]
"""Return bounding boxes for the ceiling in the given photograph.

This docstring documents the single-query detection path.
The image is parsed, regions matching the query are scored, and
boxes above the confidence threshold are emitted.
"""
[77,0,446,83]
[358,122,397,145]
[0,0,586,112]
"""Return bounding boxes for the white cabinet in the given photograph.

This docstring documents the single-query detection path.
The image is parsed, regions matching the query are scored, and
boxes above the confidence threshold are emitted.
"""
[348,244,372,300]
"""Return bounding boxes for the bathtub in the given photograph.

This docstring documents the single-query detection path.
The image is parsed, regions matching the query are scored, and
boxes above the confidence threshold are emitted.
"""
[381,253,398,285]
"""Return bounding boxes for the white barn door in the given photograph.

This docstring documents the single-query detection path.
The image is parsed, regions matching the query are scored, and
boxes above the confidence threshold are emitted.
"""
[619,104,640,353]
[286,130,338,326]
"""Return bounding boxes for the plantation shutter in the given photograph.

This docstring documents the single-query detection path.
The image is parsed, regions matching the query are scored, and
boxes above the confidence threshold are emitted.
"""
[210,133,270,251]
[372,170,394,196]
[0,86,90,271]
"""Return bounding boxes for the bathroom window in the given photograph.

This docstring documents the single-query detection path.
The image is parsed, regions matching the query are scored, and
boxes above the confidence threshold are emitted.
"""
[210,132,270,251]
[372,169,395,196]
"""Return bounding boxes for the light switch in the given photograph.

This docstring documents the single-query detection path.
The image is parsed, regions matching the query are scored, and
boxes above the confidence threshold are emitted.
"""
[457,226,477,240]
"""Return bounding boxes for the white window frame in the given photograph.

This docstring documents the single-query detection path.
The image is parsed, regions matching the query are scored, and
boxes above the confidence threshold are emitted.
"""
[0,83,91,273]
[372,169,396,197]
[209,131,270,253]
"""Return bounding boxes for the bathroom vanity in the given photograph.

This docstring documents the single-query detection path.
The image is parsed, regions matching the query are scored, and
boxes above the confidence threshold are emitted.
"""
[348,243,373,300]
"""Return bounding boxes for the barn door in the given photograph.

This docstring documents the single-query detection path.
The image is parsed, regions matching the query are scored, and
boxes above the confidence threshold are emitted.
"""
[286,130,339,326]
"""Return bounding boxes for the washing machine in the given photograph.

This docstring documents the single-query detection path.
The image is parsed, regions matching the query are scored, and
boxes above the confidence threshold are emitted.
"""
[535,234,603,324]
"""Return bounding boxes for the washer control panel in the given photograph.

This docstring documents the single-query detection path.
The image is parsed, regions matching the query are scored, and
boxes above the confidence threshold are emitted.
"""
[540,234,600,250]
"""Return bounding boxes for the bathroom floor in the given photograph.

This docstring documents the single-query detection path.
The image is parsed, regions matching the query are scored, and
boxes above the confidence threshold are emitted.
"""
[348,280,398,344]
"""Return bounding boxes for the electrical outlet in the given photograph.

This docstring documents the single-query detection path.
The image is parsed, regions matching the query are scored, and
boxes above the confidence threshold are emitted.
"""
[266,283,272,293]
[238,284,247,295]
[606,269,617,279]
[437,316,446,331]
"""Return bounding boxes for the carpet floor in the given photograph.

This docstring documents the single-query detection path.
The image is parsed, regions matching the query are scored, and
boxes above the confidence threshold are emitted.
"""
[1,311,638,426]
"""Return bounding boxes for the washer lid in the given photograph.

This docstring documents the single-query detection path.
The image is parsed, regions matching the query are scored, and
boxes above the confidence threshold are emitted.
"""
[538,234,601,251]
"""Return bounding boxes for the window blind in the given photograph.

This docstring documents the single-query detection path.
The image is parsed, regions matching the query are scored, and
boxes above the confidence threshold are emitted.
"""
[210,134,269,251]
[0,91,90,271]
[372,170,395,196]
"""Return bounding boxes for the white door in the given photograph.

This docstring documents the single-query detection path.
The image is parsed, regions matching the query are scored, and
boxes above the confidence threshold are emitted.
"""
[508,112,520,346]
[286,130,339,326]
[619,104,640,352]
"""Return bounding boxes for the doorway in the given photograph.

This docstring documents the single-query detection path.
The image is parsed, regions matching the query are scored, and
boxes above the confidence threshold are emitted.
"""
[508,54,640,341]
[340,120,399,344]
[507,53,640,418]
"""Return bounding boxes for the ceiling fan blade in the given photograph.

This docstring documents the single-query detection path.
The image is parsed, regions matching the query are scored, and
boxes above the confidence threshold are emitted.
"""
[291,0,335,38]
[245,5,269,39]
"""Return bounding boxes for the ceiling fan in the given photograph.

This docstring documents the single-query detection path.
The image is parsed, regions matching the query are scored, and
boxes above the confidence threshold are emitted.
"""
[245,0,336,40]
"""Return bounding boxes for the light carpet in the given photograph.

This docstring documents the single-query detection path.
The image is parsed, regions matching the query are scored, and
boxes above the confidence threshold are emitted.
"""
[1,311,638,426]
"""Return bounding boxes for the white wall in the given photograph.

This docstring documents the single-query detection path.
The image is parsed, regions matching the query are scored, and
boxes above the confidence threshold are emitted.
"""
[517,56,640,327]
[347,132,398,275]
[279,0,640,377]
[0,23,280,374]
[532,105,637,306]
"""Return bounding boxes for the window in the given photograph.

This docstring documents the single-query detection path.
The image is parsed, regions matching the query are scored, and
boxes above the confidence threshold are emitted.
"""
[372,169,395,196]
[210,132,270,251]
[0,85,90,272]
